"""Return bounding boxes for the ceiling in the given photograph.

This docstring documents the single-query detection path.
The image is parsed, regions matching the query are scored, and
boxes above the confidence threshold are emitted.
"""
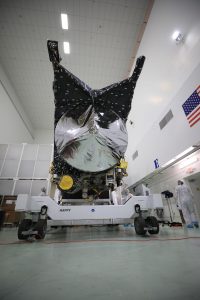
[0,0,152,129]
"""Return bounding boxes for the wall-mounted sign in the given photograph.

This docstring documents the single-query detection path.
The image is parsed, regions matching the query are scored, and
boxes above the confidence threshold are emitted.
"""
[154,159,159,169]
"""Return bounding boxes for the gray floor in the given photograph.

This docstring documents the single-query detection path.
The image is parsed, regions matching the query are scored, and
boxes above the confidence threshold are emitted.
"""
[0,225,200,300]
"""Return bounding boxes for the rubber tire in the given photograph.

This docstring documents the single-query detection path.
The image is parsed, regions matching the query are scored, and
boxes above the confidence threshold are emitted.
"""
[134,217,147,235]
[35,219,47,240]
[146,216,159,234]
[18,219,32,240]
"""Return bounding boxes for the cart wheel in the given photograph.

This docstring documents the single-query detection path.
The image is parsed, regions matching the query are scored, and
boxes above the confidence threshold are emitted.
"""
[146,216,159,234]
[18,219,32,240]
[35,220,47,240]
[134,216,147,235]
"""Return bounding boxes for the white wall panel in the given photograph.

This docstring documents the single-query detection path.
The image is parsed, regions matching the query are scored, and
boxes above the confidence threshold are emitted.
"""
[0,64,34,143]
[6,144,23,160]
[37,145,52,161]
[18,160,35,178]
[34,161,50,178]
[1,160,19,178]
[126,0,200,185]
[33,129,54,144]
[0,180,14,195]
[0,144,8,159]
[14,180,32,195]
[126,63,200,185]
[22,144,38,160]
[0,160,4,171]
[0,143,53,195]
[31,180,48,196]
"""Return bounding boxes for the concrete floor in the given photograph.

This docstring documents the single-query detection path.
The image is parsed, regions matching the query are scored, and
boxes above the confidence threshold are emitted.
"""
[0,225,200,300]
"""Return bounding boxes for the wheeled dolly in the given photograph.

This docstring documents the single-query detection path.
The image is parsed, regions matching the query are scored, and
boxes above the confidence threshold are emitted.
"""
[16,194,163,240]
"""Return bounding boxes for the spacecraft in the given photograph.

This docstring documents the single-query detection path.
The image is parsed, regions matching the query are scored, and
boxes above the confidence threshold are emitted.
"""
[15,41,162,240]
[47,40,145,201]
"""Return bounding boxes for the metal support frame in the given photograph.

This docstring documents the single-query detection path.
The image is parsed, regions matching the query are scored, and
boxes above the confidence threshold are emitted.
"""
[15,193,163,227]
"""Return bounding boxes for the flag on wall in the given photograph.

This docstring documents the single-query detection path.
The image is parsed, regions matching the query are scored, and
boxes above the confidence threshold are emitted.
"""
[182,85,200,127]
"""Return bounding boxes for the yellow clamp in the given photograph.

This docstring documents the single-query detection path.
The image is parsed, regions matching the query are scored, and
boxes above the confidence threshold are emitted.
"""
[59,175,74,190]
[118,159,128,169]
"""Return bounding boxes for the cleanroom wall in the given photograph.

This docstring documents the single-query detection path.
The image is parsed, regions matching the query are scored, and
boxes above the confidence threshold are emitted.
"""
[126,64,200,185]
[0,64,34,143]
[33,129,54,144]
[126,0,200,185]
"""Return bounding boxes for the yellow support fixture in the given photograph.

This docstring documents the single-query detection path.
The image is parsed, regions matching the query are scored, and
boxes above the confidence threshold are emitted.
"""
[59,175,74,190]
[118,159,128,169]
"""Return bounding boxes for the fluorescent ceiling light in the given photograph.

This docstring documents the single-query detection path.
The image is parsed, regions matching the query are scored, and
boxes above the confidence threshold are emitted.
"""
[172,31,180,40]
[179,156,198,169]
[63,42,70,54]
[162,158,176,168]
[175,146,194,160]
[61,13,68,29]
[172,30,184,44]
[162,147,194,168]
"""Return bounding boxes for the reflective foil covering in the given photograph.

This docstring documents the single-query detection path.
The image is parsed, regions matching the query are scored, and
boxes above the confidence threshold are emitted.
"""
[55,106,127,172]
[47,40,145,174]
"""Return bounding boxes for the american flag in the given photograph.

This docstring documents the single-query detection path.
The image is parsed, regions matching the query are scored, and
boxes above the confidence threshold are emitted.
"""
[182,85,200,127]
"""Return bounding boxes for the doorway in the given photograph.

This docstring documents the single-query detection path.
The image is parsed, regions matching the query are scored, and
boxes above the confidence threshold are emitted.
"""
[185,172,200,219]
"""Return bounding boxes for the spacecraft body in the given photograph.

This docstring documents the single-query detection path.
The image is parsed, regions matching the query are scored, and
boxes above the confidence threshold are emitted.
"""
[47,40,145,200]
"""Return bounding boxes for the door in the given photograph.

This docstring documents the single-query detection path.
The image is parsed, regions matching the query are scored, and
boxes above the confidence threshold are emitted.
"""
[185,172,200,219]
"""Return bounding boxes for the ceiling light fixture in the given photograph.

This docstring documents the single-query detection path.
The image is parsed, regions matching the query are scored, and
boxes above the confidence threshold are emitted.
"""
[175,146,194,160]
[162,158,176,168]
[161,146,194,168]
[63,42,70,54]
[61,13,68,29]
[172,30,184,44]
